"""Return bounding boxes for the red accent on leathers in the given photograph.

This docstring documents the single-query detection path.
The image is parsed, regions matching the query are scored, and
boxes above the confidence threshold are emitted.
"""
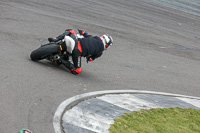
[66,29,77,36]
[82,30,86,34]
[89,58,93,61]
[70,67,81,74]
[78,41,82,53]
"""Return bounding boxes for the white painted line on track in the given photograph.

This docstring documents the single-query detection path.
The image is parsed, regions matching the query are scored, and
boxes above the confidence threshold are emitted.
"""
[177,97,200,108]
[62,106,112,133]
[97,94,160,111]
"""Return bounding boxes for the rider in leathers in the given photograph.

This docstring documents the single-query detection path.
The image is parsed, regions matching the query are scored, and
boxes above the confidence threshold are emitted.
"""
[48,29,113,75]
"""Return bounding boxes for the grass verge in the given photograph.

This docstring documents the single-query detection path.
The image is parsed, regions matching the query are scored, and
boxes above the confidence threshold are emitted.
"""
[109,107,200,133]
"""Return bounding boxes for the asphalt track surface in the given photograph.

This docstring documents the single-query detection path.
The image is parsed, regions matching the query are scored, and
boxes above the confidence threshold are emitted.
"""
[0,0,200,132]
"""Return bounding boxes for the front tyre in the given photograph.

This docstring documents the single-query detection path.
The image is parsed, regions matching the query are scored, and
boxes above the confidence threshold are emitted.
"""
[30,43,60,61]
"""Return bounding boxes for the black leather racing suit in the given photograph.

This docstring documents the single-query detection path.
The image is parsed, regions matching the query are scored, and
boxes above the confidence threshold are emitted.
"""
[54,29,104,75]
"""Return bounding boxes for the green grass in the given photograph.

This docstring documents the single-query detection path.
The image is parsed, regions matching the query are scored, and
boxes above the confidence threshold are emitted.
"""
[109,107,200,133]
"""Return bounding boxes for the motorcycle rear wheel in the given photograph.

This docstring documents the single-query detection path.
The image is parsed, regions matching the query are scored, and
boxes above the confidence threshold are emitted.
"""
[30,43,60,61]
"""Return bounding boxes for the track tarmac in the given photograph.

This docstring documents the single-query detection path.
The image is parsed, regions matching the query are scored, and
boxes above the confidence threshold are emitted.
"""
[1,0,200,132]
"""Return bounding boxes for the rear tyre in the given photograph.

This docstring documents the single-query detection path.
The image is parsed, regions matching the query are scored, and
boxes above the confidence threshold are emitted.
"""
[30,43,60,61]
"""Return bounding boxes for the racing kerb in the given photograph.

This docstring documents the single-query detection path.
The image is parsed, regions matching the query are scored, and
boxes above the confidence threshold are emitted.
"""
[53,90,200,133]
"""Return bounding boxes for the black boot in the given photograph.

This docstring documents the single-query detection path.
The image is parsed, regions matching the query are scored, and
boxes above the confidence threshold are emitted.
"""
[48,37,58,42]
[56,59,62,66]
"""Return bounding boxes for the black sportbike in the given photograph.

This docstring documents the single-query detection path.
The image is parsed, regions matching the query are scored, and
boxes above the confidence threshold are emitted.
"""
[30,41,68,63]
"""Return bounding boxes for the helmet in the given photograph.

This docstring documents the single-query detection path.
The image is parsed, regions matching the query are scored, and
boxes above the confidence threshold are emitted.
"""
[100,34,113,49]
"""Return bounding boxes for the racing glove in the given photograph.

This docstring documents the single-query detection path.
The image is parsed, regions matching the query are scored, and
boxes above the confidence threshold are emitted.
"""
[86,56,96,63]
[86,57,93,63]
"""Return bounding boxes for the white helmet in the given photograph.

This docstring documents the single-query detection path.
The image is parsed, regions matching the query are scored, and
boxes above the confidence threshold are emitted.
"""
[100,34,113,49]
